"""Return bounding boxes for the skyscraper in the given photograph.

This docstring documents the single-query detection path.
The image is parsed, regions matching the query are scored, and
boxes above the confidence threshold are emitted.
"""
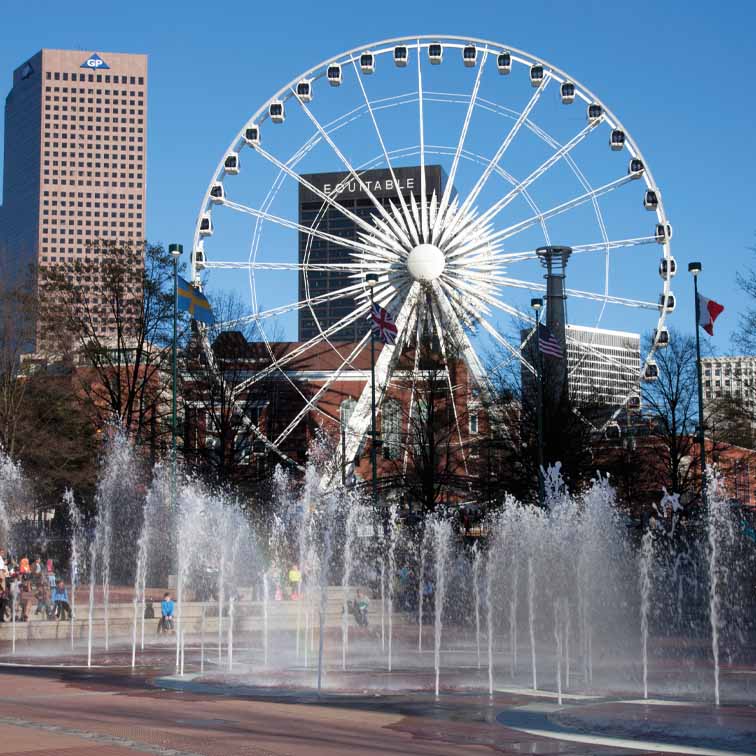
[0,49,147,347]
[298,165,445,342]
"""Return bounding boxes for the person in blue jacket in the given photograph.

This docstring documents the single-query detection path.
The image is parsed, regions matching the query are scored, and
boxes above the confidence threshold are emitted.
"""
[159,592,174,634]
[52,579,71,621]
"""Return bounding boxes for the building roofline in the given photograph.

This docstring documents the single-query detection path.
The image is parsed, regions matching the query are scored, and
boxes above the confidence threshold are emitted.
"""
[565,323,640,340]
[701,355,756,362]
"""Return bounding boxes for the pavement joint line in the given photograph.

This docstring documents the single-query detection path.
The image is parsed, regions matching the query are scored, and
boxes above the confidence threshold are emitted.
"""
[496,707,756,756]
[0,715,205,756]
[494,686,603,701]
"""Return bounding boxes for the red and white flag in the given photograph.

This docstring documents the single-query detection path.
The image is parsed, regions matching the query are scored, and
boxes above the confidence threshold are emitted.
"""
[371,303,398,345]
[697,293,724,336]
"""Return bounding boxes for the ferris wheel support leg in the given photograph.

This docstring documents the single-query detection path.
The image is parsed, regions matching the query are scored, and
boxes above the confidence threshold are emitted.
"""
[324,284,420,490]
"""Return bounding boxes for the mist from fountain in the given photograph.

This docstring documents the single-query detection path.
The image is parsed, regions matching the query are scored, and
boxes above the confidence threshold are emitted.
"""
[2,427,754,708]
[64,490,82,650]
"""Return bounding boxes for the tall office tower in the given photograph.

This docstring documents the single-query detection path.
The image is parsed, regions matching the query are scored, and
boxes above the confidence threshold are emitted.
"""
[298,165,445,342]
[0,49,147,348]
[565,324,641,410]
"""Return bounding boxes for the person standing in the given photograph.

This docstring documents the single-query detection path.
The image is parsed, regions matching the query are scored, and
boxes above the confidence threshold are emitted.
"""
[288,564,302,600]
[0,548,7,591]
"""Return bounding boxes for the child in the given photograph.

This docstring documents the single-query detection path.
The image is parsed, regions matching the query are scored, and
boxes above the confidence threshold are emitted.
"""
[34,581,53,619]
[159,592,174,634]
[352,589,369,627]
[52,580,71,621]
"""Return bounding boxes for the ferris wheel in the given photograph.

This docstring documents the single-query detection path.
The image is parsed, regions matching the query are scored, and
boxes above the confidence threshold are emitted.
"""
[192,35,674,476]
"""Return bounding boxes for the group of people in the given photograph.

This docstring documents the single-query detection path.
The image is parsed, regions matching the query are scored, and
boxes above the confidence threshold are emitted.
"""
[0,548,71,623]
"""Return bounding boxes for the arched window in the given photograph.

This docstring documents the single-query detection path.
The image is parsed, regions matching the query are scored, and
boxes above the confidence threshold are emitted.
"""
[340,397,356,431]
[382,399,402,460]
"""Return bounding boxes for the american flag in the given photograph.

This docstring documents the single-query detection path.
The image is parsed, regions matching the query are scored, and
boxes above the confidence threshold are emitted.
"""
[538,324,563,359]
[371,303,398,345]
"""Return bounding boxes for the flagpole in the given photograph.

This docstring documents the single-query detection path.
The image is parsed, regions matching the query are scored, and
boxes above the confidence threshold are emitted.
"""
[531,298,545,507]
[366,273,379,508]
[689,261,707,508]
[169,243,182,507]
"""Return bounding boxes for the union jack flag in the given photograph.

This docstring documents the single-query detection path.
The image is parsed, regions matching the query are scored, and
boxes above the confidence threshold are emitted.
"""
[371,303,398,345]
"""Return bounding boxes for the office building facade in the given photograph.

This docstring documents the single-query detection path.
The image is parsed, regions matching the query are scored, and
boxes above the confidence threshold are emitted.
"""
[565,324,641,409]
[0,49,147,345]
[298,165,445,342]
[701,355,756,414]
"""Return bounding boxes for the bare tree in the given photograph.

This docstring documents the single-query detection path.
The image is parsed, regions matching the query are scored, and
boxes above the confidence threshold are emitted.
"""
[378,331,479,517]
[480,333,596,504]
[639,328,700,498]
[0,264,37,456]
[180,293,300,498]
[734,240,756,354]
[39,240,177,451]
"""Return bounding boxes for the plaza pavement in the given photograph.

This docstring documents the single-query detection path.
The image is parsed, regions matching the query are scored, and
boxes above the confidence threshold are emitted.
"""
[0,665,753,755]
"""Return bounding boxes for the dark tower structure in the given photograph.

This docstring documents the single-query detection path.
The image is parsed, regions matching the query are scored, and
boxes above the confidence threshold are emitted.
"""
[536,245,572,399]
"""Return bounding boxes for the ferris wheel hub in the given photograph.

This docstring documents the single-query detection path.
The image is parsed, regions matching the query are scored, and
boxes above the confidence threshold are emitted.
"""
[406,243,445,282]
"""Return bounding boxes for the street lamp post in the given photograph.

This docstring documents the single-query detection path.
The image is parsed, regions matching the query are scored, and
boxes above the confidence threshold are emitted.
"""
[531,297,545,506]
[169,243,182,504]
[366,273,379,508]
[689,261,707,507]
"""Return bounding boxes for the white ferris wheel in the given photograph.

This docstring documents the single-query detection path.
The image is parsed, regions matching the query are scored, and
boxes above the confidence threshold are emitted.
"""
[192,35,675,475]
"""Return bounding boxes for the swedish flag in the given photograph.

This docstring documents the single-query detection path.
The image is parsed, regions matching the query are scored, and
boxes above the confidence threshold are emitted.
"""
[177,276,214,324]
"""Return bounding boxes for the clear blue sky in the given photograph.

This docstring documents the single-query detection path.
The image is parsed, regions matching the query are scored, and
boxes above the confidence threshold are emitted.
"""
[1,0,754,352]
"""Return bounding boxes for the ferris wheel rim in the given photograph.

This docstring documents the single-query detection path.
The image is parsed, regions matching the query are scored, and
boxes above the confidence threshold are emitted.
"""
[193,35,674,468]
[192,35,670,258]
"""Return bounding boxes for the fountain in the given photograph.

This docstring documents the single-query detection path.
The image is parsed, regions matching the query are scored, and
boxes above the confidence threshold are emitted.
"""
[0,424,753,714]
[472,542,482,670]
[64,490,82,650]
[432,518,451,698]
[386,501,398,673]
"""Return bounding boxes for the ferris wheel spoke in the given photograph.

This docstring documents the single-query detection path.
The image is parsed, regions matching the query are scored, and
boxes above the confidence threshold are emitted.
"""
[428,299,470,476]
[495,277,660,309]
[221,198,386,259]
[448,174,636,259]
[416,39,429,242]
[339,283,421,483]
[273,332,372,447]
[195,330,306,472]
[432,49,489,242]
[566,333,640,378]
[253,143,405,252]
[203,261,371,272]
[350,59,417,245]
[431,281,495,400]
[451,74,551,231]
[474,120,599,230]
[460,235,660,269]
[221,280,369,330]
[294,95,413,250]
[438,277,538,375]
[401,310,424,476]
[232,299,378,397]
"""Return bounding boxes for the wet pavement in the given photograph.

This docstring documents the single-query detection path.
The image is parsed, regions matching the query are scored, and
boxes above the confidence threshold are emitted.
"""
[0,650,753,755]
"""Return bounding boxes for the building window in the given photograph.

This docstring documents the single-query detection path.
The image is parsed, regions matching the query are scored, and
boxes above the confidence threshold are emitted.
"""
[382,399,402,460]
[469,410,479,435]
[340,398,356,434]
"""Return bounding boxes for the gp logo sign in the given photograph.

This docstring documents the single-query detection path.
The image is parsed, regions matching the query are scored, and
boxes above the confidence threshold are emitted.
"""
[80,53,110,70]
